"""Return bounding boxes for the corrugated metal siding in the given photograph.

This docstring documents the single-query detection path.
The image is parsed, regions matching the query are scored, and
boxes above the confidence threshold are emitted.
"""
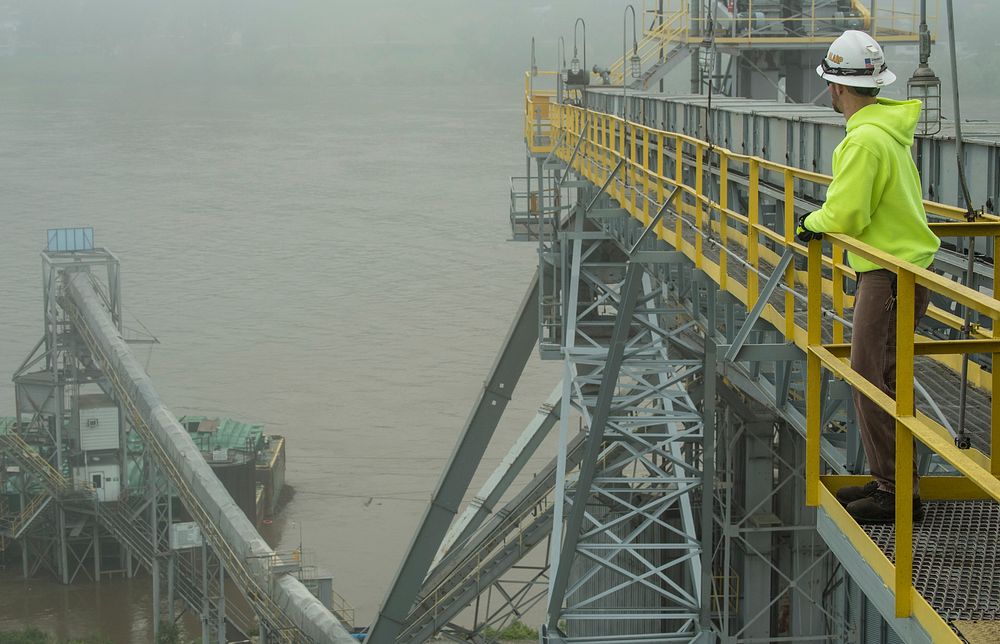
[79,405,119,451]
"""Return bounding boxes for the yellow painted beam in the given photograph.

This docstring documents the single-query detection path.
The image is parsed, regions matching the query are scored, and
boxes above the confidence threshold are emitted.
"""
[806,239,823,507]
[824,338,1000,357]
[928,221,1000,237]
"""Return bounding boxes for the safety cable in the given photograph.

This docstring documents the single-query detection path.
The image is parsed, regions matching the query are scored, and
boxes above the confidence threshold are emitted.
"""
[945,0,979,449]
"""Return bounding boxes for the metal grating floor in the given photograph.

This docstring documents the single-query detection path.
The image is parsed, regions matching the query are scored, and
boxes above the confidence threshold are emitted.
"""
[953,619,1000,644]
[864,500,1000,623]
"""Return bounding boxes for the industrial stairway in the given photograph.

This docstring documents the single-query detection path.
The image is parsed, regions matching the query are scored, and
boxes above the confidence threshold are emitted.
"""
[94,499,257,634]
[0,494,53,540]
[0,433,256,637]
[0,432,92,540]
[399,491,555,643]
[398,434,586,643]
[609,7,690,89]
[0,433,89,499]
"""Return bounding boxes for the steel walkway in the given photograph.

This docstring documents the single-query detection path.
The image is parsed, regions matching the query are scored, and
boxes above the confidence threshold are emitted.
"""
[523,73,1000,643]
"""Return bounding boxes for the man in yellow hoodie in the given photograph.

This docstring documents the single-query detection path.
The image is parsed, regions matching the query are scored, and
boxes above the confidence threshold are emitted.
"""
[796,30,940,524]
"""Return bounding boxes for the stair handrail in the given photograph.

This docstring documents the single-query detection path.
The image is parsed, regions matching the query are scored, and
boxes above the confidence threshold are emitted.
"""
[1,493,51,538]
[399,493,554,639]
[608,7,689,86]
[0,434,95,499]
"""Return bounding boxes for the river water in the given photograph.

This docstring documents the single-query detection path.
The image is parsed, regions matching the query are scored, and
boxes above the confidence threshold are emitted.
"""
[0,78,561,640]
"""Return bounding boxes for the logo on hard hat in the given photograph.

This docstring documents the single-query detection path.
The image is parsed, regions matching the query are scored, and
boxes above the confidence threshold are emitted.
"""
[828,53,844,64]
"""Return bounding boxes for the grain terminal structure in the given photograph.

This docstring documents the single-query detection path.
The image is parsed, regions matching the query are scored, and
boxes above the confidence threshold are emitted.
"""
[3,2,1000,643]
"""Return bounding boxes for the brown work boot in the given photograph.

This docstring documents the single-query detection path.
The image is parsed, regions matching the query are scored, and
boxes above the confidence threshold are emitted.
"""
[835,481,878,506]
[847,489,924,524]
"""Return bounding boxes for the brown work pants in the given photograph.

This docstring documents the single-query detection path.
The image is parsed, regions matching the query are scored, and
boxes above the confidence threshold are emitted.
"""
[851,269,930,496]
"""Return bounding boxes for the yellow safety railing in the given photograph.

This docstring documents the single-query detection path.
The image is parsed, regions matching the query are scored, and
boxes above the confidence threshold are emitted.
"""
[329,587,357,630]
[639,0,934,46]
[609,6,689,86]
[529,80,1000,641]
[525,71,558,155]
[805,227,1000,637]
[0,493,49,537]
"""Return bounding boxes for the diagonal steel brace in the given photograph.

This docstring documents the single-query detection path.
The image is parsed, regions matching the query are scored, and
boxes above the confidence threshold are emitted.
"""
[723,247,795,364]
[629,185,684,257]
[584,159,625,215]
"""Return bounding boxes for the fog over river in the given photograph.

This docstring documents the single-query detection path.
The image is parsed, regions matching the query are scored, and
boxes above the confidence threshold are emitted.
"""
[1,1,998,640]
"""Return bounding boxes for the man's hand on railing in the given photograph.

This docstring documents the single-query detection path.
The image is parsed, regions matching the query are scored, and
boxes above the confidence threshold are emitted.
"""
[796,214,823,243]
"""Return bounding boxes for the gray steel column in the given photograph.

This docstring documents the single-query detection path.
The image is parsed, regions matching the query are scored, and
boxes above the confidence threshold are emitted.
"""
[150,457,161,640]
[149,456,172,638]
[202,541,211,644]
[94,525,100,582]
[787,430,827,638]
[690,0,701,93]
[740,419,774,640]
[57,507,69,584]
[700,338,717,633]
[548,208,586,590]
[217,563,226,644]
[366,273,541,644]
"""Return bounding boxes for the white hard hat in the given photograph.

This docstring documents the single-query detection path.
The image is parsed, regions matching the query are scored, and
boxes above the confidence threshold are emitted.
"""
[816,30,896,88]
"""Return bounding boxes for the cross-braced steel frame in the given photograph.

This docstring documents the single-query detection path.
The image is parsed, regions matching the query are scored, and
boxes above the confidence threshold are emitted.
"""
[543,197,707,643]
[535,161,853,642]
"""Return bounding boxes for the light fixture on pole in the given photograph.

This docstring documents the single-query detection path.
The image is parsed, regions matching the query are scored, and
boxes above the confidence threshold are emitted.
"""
[623,4,639,189]
[908,65,941,136]
[558,36,567,83]
[625,5,641,80]
[568,18,589,86]
[531,36,538,77]
[623,4,640,114]
[907,0,941,135]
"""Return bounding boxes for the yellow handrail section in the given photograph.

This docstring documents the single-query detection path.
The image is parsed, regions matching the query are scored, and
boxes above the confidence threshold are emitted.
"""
[524,71,558,155]
[609,6,689,86]
[631,0,933,49]
[527,78,1000,642]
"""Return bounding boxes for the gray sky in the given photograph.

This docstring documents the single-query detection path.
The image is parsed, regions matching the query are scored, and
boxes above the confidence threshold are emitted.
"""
[1,1,996,107]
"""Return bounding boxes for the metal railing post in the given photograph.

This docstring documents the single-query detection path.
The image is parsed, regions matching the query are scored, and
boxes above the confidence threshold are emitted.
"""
[994,231,1000,473]
[783,169,796,339]
[832,244,846,344]
[894,269,916,617]
[695,143,704,267]
[748,160,761,304]
[674,135,684,247]
[720,154,729,291]
[806,239,823,506]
